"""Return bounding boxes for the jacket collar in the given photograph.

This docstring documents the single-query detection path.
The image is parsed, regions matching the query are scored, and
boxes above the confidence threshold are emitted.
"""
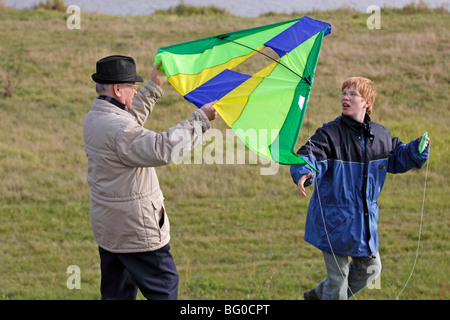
[97,95,127,111]
[340,113,371,125]
[91,97,135,120]
[340,114,374,136]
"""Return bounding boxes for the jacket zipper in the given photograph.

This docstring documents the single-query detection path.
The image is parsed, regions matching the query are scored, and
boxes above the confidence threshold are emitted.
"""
[360,127,372,254]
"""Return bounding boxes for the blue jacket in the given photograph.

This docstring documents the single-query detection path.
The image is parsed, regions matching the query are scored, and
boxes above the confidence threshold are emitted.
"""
[290,114,429,257]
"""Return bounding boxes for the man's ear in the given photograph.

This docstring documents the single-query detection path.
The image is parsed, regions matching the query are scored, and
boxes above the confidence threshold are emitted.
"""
[112,84,121,97]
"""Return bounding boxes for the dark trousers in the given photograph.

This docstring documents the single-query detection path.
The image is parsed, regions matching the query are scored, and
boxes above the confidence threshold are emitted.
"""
[98,244,179,300]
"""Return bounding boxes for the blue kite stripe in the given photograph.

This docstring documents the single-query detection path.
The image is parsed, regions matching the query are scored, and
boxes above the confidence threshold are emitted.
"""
[265,16,331,57]
[184,69,251,108]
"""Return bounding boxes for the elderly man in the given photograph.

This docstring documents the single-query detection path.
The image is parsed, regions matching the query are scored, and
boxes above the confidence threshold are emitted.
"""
[83,55,217,300]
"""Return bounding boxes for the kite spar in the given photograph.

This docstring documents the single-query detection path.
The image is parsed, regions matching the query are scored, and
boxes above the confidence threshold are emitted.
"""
[155,16,331,166]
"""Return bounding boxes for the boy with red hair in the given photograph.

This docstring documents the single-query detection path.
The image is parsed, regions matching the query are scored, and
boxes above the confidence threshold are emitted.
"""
[291,77,430,299]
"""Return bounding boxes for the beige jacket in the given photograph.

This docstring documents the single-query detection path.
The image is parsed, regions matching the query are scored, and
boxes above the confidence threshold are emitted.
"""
[83,80,211,253]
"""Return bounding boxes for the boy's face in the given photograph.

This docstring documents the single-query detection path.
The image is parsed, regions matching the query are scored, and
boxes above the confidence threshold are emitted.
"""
[341,85,371,123]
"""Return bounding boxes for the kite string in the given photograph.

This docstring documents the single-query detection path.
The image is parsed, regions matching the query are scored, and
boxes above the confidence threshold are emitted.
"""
[304,103,428,300]
[395,158,429,299]
[309,138,429,300]
[306,138,358,300]
[305,108,357,299]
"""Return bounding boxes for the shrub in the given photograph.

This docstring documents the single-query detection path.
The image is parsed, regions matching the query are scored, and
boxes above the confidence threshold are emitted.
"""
[34,0,66,12]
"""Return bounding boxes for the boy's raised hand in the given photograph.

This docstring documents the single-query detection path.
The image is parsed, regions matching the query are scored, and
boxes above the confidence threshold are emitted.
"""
[419,133,430,152]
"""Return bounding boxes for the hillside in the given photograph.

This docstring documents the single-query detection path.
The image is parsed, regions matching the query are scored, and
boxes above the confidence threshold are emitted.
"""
[0,4,448,299]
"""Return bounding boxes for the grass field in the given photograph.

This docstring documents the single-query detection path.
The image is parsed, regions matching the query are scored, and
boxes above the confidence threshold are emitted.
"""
[0,3,448,300]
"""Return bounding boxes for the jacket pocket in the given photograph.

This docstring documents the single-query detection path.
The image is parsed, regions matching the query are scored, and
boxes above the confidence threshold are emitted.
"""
[322,204,353,235]
[149,196,170,242]
[140,198,163,243]
[367,159,388,200]
[91,195,150,251]
[317,204,357,253]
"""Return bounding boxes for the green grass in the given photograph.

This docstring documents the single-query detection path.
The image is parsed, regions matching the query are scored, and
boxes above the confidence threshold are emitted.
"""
[0,4,448,300]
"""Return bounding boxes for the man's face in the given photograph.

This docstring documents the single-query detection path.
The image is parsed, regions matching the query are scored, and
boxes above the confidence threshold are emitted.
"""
[114,83,137,109]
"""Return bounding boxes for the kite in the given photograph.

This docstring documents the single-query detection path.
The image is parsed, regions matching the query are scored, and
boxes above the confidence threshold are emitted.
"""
[154,16,331,165]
